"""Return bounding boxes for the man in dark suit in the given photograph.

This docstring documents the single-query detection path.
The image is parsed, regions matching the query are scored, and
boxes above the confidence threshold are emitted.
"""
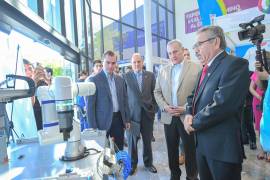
[123,53,157,175]
[184,26,249,180]
[85,50,130,150]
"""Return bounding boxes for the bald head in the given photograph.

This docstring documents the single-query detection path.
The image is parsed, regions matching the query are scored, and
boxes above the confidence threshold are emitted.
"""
[131,53,144,72]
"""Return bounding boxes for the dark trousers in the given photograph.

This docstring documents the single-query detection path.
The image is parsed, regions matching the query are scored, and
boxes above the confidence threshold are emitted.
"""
[106,112,124,151]
[164,117,198,180]
[128,109,153,167]
[196,151,242,180]
[241,105,256,144]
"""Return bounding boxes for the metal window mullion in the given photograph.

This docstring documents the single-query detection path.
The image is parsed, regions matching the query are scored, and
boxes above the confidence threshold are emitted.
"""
[119,0,123,60]
[86,0,94,60]
[100,0,104,54]
[73,0,79,46]
[156,2,160,57]
[60,0,66,37]
[38,0,44,19]
[82,0,89,71]
[134,0,138,52]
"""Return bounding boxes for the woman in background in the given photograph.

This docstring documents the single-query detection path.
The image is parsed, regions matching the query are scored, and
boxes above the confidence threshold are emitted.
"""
[33,65,50,131]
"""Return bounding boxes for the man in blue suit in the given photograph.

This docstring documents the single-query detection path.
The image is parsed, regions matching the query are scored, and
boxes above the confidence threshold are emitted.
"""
[184,26,249,180]
[86,50,130,150]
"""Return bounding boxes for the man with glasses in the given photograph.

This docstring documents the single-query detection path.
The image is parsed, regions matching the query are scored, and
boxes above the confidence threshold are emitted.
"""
[184,26,249,180]
[154,39,201,180]
[85,50,130,150]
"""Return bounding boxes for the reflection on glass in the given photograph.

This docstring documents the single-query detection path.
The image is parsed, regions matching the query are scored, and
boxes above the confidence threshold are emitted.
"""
[160,38,167,58]
[159,6,166,38]
[102,0,119,20]
[159,0,166,7]
[43,0,61,33]
[122,25,135,60]
[27,0,38,14]
[65,0,76,43]
[76,0,86,53]
[152,35,158,57]
[92,13,102,59]
[168,12,174,40]
[151,2,157,35]
[121,0,135,26]
[137,30,145,57]
[167,0,173,11]
[103,17,120,58]
[91,0,100,13]
[136,0,144,29]
[85,3,92,57]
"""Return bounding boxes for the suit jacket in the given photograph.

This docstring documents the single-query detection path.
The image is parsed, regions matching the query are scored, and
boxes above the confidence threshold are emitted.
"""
[186,51,249,164]
[123,70,157,136]
[154,60,201,124]
[85,70,130,130]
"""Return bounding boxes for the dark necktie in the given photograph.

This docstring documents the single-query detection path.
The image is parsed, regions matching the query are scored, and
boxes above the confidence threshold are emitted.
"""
[192,65,209,115]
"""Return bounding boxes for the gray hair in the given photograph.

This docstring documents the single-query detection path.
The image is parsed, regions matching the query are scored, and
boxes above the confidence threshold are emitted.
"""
[167,39,183,49]
[197,26,227,50]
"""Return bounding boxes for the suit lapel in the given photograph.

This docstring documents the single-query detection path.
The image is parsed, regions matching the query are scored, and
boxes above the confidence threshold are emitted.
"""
[100,70,112,101]
[130,72,141,95]
[141,70,147,93]
[114,75,121,103]
[177,60,189,91]
[194,51,226,105]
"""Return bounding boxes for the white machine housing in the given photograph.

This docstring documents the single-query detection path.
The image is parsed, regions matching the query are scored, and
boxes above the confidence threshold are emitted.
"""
[36,76,96,160]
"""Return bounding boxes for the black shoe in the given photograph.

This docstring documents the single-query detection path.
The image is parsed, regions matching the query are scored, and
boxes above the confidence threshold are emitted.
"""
[152,136,155,142]
[129,166,137,175]
[250,142,257,150]
[145,165,157,173]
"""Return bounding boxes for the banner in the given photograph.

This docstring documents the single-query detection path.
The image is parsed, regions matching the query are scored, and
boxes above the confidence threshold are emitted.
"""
[185,9,202,34]
[197,0,258,26]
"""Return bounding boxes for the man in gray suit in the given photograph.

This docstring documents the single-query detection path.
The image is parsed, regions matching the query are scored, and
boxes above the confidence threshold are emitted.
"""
[154,40,201,180]
[123,53,157,175]
[85,50,130,150]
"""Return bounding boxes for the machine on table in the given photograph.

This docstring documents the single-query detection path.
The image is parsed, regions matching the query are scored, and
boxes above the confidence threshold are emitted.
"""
[0,75,129,179]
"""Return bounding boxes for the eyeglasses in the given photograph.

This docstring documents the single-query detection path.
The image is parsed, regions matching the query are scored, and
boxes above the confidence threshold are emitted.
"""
[193,37,216,49]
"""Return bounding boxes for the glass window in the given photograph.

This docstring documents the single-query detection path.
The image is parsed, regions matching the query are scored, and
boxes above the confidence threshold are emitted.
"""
[167,0,173,11]
[92,13,102,59]
[76,0,86,53]
[159,6,166,38]
[136,0,144,29]
[168,12,174,40]
[152,35,158,57]
[137,30,145,57]
[103,17,120,58]
[85,4,92,58]
[27,0,38,14]
[159,0,166,7]
[121,0,135,26]
[122,25,135,60]
[43,0,61,33]
[65,0,75,43]
[151,2,158,35]
[102,0,120,20]
[160,38,167,58]
[91,0,100,13]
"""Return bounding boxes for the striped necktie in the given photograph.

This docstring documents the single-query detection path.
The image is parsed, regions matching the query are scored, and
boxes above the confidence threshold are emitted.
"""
[136,72,142,91]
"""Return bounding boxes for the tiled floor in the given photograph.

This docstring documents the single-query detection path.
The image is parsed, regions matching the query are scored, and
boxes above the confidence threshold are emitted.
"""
[127,120,270,180]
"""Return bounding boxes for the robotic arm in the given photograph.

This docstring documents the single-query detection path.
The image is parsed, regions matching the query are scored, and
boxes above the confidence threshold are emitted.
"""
[36,76,95,161]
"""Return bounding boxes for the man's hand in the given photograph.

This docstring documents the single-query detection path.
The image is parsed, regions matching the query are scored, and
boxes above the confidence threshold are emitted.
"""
[125,122,131,130]
[164,105,185,116]
[184,114,195,134]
